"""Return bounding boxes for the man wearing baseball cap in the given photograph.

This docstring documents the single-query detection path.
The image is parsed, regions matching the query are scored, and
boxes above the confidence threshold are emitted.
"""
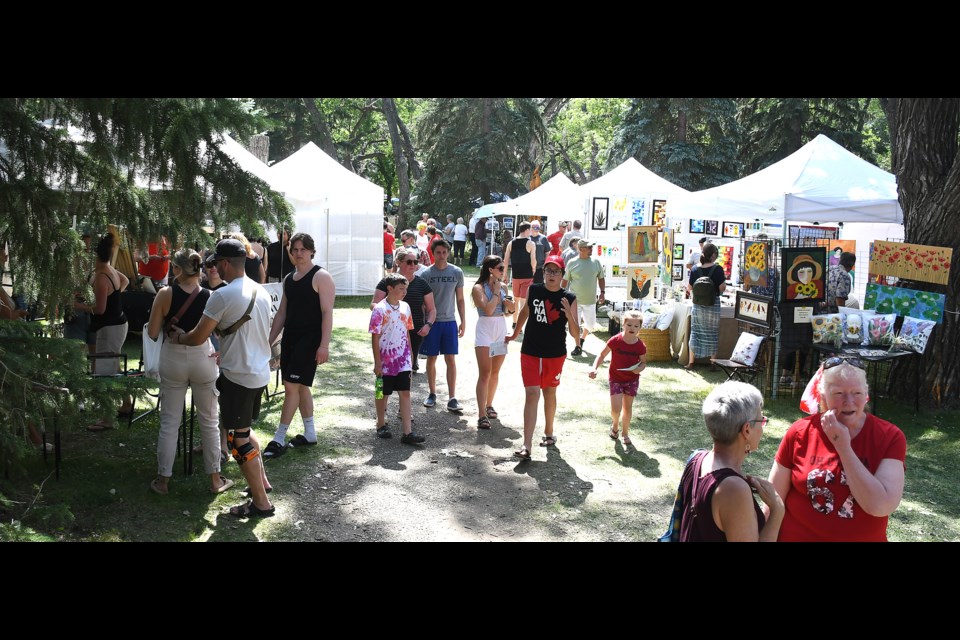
[506,255,579,460]
[562,239,606,357]
[169,238,275,518]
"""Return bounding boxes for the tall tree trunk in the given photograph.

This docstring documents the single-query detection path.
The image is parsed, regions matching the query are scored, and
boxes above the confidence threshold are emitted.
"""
[590,140,601,180]
[886,98,960,407]
[301,98,342,166]
[479,99,492,203]
[678,109,687,143]
[557,143,587,183]
[382,98,411,223]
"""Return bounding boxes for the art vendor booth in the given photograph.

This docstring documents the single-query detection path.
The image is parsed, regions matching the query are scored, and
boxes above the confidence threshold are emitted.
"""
[666,134,945,404]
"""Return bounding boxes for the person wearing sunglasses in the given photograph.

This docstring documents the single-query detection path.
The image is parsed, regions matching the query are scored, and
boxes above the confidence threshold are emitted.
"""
[676,380,784,541]
[506,255,579,459]
[472,256,516,429]
[768,357,906,541]
[371,246,437,374]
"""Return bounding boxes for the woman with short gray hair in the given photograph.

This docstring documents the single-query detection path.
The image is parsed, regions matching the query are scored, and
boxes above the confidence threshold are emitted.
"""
[677,380,784,541]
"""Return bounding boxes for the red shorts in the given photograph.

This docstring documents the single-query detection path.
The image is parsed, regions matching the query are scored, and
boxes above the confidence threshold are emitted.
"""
[520,353,566,389]
[513,278,534,299]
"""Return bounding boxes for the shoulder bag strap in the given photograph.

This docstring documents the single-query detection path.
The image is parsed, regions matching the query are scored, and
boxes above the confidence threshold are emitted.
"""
[219,287,257,337]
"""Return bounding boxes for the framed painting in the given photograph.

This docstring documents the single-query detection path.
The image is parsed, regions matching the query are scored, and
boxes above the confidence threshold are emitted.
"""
[652,199,667,230]
[735,290,774,329]
[864,284,946,323]
[591,197,609,231]
[742,240,769,289]
[689,219,705,234]
[627,226,659,263]
[816,238,856,267]
[704,219,719,236]
[628,266,657,300]
[722,221,745,238]
[672,264,683,281]
[869,240,953,286]
[717,244,734,280]
[673,243,684,261]
[782,246,826,302]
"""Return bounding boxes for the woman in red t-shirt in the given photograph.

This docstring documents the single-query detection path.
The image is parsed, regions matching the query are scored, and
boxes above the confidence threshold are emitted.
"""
[769,358,907,542]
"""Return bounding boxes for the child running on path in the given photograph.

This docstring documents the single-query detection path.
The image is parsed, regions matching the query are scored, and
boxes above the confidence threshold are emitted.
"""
[589,310,646,446]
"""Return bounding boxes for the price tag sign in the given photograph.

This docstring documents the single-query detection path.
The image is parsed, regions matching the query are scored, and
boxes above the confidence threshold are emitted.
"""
[794,306,814,323]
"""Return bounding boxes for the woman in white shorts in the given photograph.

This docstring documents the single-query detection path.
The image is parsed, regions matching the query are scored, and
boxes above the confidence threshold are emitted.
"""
[472,255,515,429]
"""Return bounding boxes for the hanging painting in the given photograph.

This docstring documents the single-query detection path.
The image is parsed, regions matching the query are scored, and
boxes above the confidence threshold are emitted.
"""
[734,291,774,329]
[672,265,683,281]
[864,284,946,323]
[722,221,745,238]
[592,197,609,231]
[673,243,684,262]
[745,222,763,233]
[743,241,769,289]
[689,219,705,234]
[782,247,826,302]
[631,198,647,226]
[817,239,857,267]
[628,266,657,300]
[652,199,667,230]
[868,240,952,286]
[672,220,684,233]
[716,244,734,280]
[704,220,719,236]
[627,226,658,263]
[661,229,674,285]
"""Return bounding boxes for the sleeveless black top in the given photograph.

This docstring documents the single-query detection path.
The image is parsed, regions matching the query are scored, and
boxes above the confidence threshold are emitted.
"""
[510,237,534,279]
[244,255,263,282]
[283,265,323,331]
[164,284,211,332]
[90,272,127,332]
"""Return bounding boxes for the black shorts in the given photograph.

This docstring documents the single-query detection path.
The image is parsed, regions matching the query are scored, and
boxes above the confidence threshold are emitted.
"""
[533,268,544,284]
[217,374,265,431]
[382,371,411,395]
[281,327,321,387]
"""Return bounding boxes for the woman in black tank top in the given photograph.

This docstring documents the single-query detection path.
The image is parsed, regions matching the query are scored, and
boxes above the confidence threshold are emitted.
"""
[146,248,230,495]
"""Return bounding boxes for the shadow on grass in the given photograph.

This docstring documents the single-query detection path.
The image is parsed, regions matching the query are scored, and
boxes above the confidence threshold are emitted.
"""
[513,444,593,508]
[597,440,662,477]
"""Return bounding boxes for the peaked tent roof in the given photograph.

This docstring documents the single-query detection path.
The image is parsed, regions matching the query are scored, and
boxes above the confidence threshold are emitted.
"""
[269,142,382,201]
[474,172,581,219]
[580,157,691,198]
[670,134,902,223]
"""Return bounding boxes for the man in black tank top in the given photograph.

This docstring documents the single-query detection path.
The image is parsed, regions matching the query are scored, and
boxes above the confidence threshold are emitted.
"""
[264,233,336,459]
[503,221,536,330]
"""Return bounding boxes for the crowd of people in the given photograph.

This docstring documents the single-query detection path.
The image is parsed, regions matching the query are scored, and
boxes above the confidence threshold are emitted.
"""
[1,216,909,540]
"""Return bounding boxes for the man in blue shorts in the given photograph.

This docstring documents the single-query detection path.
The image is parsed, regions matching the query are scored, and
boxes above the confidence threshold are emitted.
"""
[419,239,466,413]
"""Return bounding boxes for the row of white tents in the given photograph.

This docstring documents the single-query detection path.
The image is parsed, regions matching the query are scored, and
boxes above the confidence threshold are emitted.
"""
[225,133,902,296]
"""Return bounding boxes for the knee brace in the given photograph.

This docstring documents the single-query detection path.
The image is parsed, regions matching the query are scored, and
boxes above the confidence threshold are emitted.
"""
[227,429,259,466]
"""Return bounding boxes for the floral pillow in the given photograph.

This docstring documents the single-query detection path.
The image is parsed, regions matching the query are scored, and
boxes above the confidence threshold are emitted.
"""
[811,314,843,345]
[899,316,936,354]
[730,332,764,366]
[866,313,897,347]
[641,311,661,329]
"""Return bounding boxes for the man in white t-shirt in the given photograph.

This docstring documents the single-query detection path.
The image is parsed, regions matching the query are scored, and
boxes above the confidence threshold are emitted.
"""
[172,238,275,519]
[559,220,584,253]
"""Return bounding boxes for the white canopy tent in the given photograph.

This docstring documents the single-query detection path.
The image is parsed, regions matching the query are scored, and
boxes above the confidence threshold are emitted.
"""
[473,172,582,221]
[268,142,383,296]
[580,157,691,211]
[670,134,902,224]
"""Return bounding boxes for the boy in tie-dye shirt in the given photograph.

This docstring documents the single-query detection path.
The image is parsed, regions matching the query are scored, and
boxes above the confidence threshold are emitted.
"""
[369,273,424,444]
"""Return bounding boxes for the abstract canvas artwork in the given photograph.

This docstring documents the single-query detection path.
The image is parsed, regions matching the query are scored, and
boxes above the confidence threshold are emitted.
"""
[628,226,658,263]
[673,243,684,261]
[704,220,719,236]
[722,221,744,238]
[864,284,946,323]
[689,219,705,234]
[717,245,734,280]
[868,241,953,286]
[652,199,667,230]
[631,198,647,226]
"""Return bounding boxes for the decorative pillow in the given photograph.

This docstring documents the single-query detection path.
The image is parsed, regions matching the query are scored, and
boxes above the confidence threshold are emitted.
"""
[840,312,864,345]
[866,313,897,347]
[655,304,676,331]
[899,316,936,354]
[730,332,764,366]
[641,311,661,329]
[811,314,843,345]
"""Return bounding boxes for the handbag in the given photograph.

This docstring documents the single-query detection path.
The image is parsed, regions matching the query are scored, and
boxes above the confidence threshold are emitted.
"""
[657,448,706,542]
[142,323,162,380]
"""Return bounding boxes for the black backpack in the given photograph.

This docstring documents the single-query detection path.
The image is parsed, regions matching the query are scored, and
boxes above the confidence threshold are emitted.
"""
[692,265,720,306]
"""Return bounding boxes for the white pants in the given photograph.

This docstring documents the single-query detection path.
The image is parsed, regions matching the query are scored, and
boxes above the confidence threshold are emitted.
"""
[579,303,598,332]
[94,322,129,375]
[157,340,221,477]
